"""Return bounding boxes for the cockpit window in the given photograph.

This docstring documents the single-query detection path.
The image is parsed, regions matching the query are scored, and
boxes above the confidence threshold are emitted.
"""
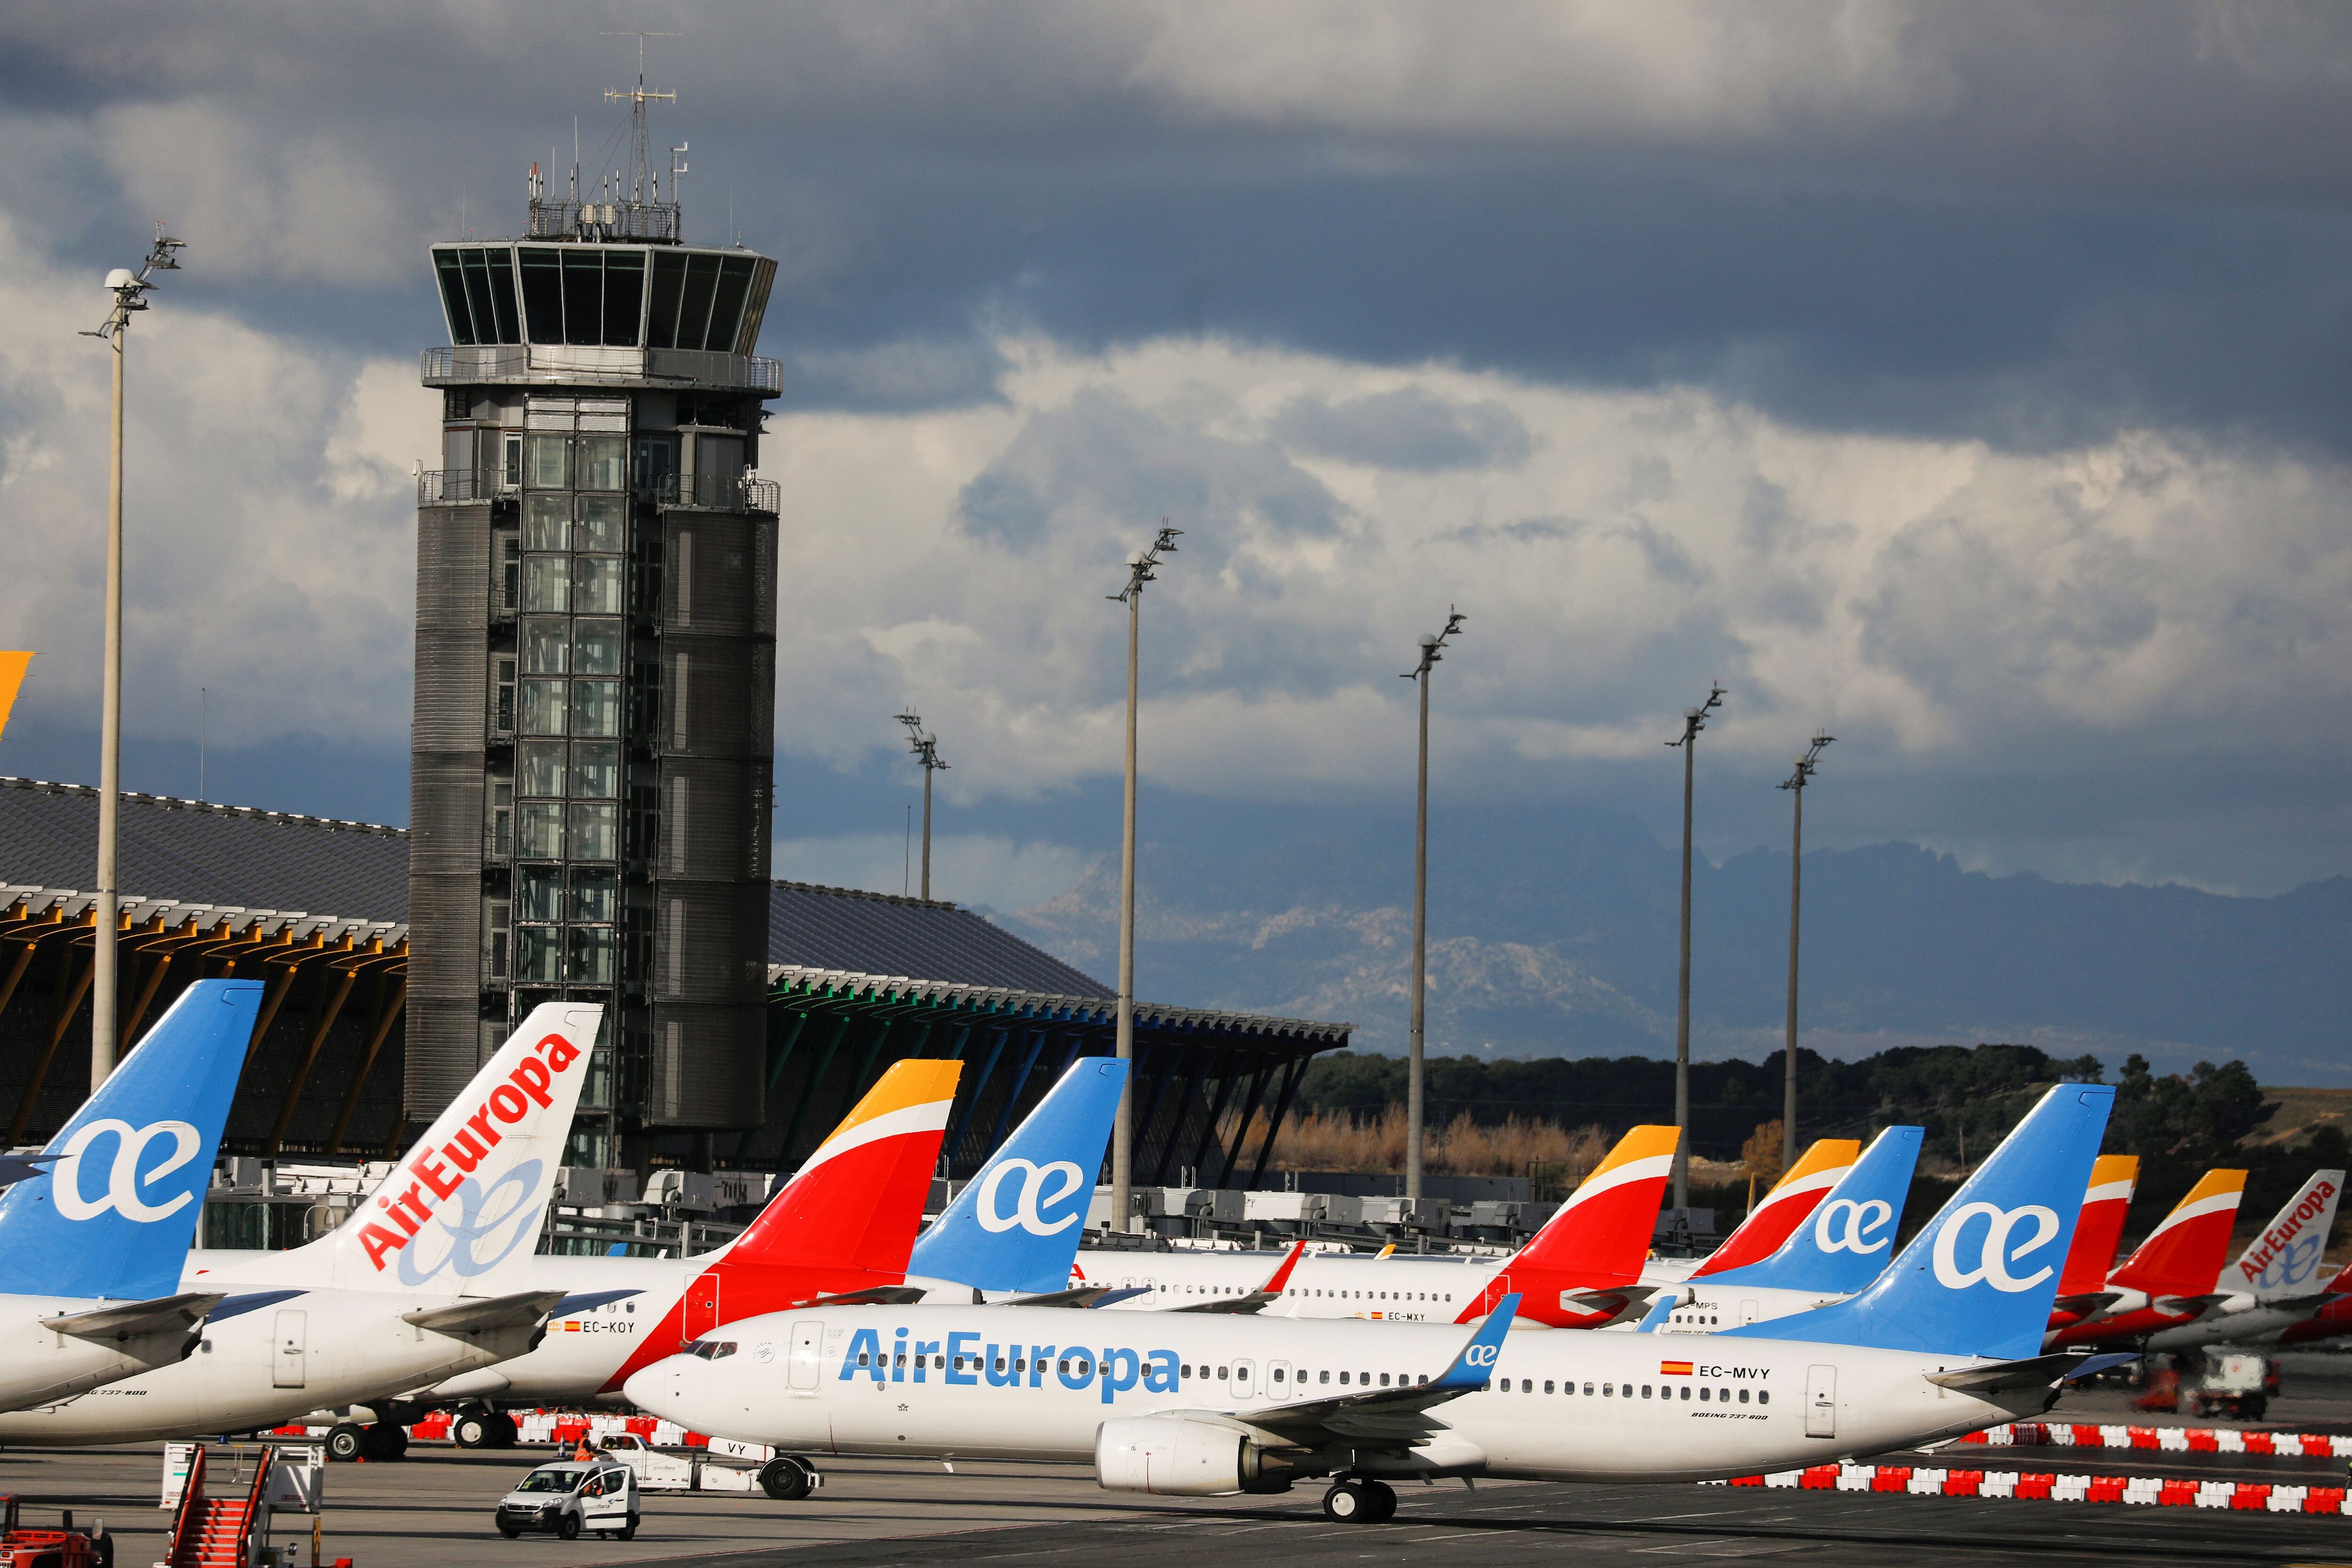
[686,1339,738,1361]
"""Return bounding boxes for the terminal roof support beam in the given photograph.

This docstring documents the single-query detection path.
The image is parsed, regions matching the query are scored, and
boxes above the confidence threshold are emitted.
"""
[327,974,406,1155]
[1247,1054,1311,1192]
[268,962,360,1154]
[11,947,94,1146]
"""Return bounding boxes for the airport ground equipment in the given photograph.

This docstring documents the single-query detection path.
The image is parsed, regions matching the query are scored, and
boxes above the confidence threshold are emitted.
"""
[0,1494,110,1568]
[625,1084,2125,1518]
[493,1458,637,1540]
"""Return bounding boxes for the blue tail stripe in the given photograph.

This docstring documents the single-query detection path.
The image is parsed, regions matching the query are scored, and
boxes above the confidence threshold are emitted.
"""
[1720,1084,2114,1361]
[1431,1292,1520,1390]
[1699,1126,1924,1294]
[0,979,259,1301]
[907,1056,1129,1295]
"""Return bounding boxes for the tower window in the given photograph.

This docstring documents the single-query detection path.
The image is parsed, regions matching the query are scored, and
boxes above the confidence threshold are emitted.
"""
[523,558,570,613]
[522,618,569,675]
[518,678,567,736]
[526,434,570,489]
[491,657,517,736]
[517,740,566,797]
[573,620,624,677]
[571,740,620,799]
[573,557,624,615]
[578,436,627,492]
[525,494,570,551]
[516,866,563,922]
[576,494,625,551]
[568,802,618,861]
[570,680,621,737]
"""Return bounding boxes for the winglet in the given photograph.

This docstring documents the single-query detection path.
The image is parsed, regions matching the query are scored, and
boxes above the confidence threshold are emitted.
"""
[1262,1239,1309,1294]
[1430,1292,1519,1391]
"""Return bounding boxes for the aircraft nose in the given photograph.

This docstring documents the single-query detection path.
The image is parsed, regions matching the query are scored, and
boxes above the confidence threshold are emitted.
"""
[622,1364,683,1417]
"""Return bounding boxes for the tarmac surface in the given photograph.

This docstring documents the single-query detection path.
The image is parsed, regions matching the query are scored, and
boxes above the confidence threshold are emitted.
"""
[5,1440,2351,1568]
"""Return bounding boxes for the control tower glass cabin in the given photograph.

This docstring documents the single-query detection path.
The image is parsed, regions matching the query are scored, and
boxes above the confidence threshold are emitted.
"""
[412,187,780,1165]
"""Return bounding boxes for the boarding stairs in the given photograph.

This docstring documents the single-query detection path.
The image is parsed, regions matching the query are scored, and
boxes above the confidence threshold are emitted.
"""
[165,1444,272,1568]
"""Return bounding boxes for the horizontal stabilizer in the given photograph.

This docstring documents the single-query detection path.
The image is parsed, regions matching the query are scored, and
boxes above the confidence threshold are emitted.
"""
[548,1289,643,1319]
[1926,1351,2137,1395]
[808,1285,933,1308]
[2050,1290,2120,1320]
[44,1291,225,1342]
[1564,1284,1660,1327]
[401,1289,567,1335]
[1001,1284,1142,1309]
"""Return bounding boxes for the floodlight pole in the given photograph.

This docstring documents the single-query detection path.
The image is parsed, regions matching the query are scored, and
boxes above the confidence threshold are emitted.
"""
[895,712,948,901]
[81,230,182,1090]
[1401,607,1466,1202]
[1109,524,1179,1234]
[1664,681,1724,1213]
[1779,732,1833,1173]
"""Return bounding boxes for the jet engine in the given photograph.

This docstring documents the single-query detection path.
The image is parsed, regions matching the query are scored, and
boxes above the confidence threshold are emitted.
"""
[1095,1416,1311,1496]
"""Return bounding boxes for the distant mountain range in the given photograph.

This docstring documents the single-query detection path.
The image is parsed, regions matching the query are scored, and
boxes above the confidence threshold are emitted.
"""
[997,809,2352,1084]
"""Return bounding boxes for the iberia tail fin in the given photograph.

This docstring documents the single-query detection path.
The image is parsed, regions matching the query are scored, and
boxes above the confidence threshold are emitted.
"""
[728,1058,962,1273]
[2108,1168,2246,1297]
[1455,1124,1677,1324]
[2054,1154,2137,1300]
[1690,1138,1861,1278]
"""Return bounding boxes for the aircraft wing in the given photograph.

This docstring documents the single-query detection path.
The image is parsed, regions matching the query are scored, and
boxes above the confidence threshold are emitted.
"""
[1203,1294,1522,1451]
[44,1291,225,1342]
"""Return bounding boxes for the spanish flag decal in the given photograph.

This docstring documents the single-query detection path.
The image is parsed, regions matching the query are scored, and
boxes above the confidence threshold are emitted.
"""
[1660,1361,1693,1376]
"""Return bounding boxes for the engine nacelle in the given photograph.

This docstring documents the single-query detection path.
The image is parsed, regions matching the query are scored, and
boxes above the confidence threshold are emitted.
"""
[1095,1417,1309,1496]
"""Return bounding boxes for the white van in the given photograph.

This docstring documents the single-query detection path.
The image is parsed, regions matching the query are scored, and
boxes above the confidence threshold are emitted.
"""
[493,1460,639,1540]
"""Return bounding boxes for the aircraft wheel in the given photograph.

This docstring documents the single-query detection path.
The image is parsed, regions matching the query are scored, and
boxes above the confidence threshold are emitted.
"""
[362,1422,409,1461]
[486,1412,519,1449]
[761,1456,816,1501]
[1321,1480,1374,1523]
[1358,1480,1396,1522]
[325,1423,366,1463]
[453,1412,489,1449]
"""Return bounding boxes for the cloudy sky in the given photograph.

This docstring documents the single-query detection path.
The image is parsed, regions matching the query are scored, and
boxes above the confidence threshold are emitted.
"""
[4,1,2352,941]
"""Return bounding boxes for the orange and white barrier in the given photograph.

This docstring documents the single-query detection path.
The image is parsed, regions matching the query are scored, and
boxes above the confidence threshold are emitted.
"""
[1709,1464,2352,1512]
[1958,1422,2352,1458]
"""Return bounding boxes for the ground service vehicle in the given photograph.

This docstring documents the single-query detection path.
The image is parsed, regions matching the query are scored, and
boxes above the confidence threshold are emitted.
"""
[493,1460,638,1540]
[629,1084,2123,1521]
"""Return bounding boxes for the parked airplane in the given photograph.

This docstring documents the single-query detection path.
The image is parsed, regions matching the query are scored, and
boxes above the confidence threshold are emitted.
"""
[274,1054,1125,1450]
[1643,1138,1862,1286]
[0,1003,598,1455]
[1641,1125,1924,1334]
[1097,1126,1679,1327]
[2045,1167,2247,1348]
[626,1083,2116,1520]
[2046,1154,2138,1329]
[0,979,257,1410]
[2140,1170,2343,1352]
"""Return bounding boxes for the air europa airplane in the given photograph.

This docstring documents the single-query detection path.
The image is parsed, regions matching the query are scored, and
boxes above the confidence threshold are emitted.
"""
[278,1054,1127,1452]
[2141,1170,2344,1352]
[1640,1125,1924,1336]
[629,1084,2120,1523]
[0,979,255,1411]
[0,1004,598,1455]
[1098,1125,1681,1327]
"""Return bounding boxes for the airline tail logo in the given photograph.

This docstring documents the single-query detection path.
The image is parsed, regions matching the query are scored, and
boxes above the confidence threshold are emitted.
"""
[1931,1202,2062,1293]
[2235,1172,2343,1293]
[50,1120,204,1223]
[1812,1197,1896,1255]
[354,1029,583,1274]
[975,1160,1086,1237]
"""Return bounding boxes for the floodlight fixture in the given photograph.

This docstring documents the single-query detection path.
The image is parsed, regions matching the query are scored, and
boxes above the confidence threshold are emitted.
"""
[894,711,950,902]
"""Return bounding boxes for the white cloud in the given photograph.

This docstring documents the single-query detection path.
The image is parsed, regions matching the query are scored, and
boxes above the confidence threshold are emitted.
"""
[765,333,2352,817]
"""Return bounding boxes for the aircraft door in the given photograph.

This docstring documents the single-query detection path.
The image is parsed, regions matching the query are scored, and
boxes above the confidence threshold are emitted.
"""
[1232,1359,1255,1396]
[1804,1365,1837,1438]
[788,1321,825,1392]
[683,1270,720,1345]
[1269,1360,1294,1398]
[1738,1299,1760,1325]
[272,1311,306,1389]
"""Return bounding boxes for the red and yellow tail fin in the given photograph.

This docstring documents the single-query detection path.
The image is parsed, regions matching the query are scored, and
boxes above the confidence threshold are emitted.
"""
[2055,1154,2139,1297]
[1511,1123,1680,1283]
[727,1058,962,1273]
[2109,1166,2244,1296]
[1690,1138,1861,1278]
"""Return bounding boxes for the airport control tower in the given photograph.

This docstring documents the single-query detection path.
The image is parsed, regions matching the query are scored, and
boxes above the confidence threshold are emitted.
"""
[410,78,779,1162]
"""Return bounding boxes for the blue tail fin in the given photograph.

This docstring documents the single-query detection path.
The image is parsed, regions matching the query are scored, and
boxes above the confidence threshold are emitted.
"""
[0,979,259,1300]
[906,1056,1129,1295]
[1696,1126,1923,1295]
[1719,1084,2113,1362]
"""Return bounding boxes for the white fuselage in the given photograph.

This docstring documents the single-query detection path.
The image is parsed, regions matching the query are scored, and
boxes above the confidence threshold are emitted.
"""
[0,1282,538,1445]
[626,1305,2034,1485]
[188,1248,698,1407]
[2142,1296,2326,1353]
[1084,1249,1503,1321]
[1634,1282,1851,1335]
[0,1297,198,1413]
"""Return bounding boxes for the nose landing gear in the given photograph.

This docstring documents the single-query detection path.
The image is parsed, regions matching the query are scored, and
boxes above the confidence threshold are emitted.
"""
[1320,1478,1396,1523]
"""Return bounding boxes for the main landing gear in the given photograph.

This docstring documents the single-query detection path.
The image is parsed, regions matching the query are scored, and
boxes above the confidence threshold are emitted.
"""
[1320,1478,1396,1523]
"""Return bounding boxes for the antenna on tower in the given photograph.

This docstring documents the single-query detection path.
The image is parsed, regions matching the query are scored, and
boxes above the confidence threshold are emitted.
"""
[603,31,680,209]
